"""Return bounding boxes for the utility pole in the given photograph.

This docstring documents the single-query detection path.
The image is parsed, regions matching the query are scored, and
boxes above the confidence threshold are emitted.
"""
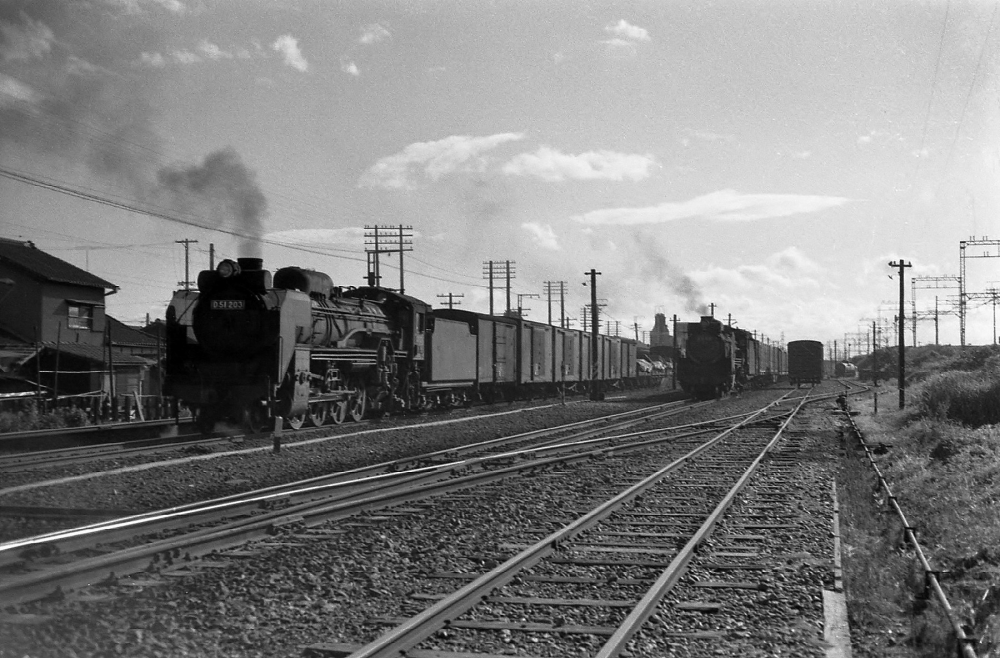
[889,259,912,409]
[872,319,879,414]
[483,260,515,315]
[672,314,679,390]
[175,239,198,290]
[365,225,413,292]
[209,243,215,270]
[708,302,716,317]
[515,293,539,317]
[585,269,602,400]
[437,293,464,309]
[544,281,567,327]
[633,318,640,341]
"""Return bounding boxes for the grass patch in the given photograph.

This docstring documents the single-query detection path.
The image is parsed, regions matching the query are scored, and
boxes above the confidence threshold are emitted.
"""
[0,404,90,433]
[844,383,1000,656]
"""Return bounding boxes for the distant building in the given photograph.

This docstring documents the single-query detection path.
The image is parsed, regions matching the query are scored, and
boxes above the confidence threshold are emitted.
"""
[0,238,154,400]
[0,237,117,346]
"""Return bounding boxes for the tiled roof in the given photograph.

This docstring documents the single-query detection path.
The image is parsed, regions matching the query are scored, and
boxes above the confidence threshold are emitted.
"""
[108,316,159,347]
[41,342,152,367]
[0,238,117,290]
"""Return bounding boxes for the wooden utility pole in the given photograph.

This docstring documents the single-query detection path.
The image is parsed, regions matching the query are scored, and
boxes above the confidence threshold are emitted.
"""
[889,259,912,409]
[365,225,413,292]
[586,269,602,400]
[437,293,464,309]
[175,239,198,290]
[483,260,515,315]
[544,281,567,327]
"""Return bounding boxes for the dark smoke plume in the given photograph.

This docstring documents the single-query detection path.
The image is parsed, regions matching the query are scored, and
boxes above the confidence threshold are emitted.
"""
[1,4,269,256]
[157,149,267,257]
[632,232,709,316]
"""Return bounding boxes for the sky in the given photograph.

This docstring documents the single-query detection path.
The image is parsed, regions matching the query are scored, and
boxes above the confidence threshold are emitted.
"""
[2,0,1000,351]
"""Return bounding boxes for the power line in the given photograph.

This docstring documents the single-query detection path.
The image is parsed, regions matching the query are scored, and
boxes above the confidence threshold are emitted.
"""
[944,1,997,172]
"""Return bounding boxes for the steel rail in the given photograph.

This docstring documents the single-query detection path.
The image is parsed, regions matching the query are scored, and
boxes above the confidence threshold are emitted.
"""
[841,400,978,658]
[595,390,809,657]
[0,402,736,605]
[342,392,793,658]
[0,399,699,558]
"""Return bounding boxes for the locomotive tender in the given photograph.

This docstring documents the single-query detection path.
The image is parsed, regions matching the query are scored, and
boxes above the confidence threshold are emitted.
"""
[677,316,786,399]
[165,257,652,433]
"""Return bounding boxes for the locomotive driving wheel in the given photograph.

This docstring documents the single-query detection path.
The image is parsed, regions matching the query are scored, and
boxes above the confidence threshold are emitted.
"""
[348,383,367,422]
[330,399,348,424]
[286,413,306,430]
[308,402,328,427]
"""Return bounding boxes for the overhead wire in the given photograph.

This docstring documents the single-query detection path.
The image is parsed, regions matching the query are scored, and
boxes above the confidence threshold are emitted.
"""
[943,1,998,172]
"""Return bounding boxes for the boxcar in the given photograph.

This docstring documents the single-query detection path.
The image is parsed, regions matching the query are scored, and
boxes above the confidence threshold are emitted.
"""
[788,340,824,386]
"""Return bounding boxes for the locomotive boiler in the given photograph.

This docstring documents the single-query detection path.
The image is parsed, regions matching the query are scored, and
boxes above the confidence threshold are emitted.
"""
[677,316,786,399]
[164,257,427,433]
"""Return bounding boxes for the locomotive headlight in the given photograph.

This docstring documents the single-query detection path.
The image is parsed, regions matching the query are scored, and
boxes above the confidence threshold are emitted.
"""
[217,259,241,278]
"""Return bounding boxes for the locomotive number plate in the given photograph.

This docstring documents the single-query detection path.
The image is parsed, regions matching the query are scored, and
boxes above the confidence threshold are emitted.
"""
[211,300,245,310]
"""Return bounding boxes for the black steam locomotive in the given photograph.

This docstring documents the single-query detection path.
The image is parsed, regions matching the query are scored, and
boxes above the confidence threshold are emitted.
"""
[165,257,653,433]
[677,316,786,399]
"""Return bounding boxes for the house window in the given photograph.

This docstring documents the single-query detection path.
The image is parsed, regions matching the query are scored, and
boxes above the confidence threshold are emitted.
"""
[68,303,94,330]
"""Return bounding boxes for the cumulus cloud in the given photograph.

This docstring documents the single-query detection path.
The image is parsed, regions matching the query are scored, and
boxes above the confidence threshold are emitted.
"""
[572,189,851,225]
[341,58,360,77]
[0,14,55,62]
[605,19,650,42]
[359,24,391,45]
[521,223,560,250]
[359,133,526,190]
[503,146,657,182]
[139,51,165,67]
[272,34,308,72]
[690,248,824,292]
[172,50,201,64]
[198,41,233,60]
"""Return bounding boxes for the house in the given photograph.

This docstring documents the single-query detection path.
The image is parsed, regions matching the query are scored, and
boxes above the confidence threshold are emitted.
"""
[0,238,153,400]
[0,237,117,345]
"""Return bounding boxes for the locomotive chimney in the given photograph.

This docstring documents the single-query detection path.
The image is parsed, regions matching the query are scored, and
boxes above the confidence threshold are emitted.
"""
[238,257,263,271]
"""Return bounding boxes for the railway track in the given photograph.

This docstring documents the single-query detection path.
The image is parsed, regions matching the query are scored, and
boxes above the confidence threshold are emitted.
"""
[0,394,667,476]
[0,398,729,604]
[0,418,194,453]
[297,390,839,657]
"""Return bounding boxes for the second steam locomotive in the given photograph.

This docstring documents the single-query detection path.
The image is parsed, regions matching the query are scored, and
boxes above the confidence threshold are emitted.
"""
[165,257,654,433]
[677,315,786,399]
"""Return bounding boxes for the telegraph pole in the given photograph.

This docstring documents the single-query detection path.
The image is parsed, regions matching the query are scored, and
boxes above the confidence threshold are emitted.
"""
[672,314,678,390]
[586,269,602,400]
[483,260,515,315]
[544,281,567,327]
[175,239,198,290]
[889,259,912,409]
[437,293,464,309]
[365,225,413,292]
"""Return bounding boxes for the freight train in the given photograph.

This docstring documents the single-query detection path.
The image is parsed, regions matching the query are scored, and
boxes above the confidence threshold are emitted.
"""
[676,315,786,399]
[787,339,824,386]
[164,258,657,433]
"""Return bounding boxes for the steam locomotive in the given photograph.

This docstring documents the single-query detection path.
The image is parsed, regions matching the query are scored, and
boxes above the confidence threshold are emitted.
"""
[164,257,654,434]
[677,316,786,399]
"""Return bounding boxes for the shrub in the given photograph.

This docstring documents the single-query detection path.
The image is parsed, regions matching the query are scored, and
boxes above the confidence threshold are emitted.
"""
[918,368,1000,426]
